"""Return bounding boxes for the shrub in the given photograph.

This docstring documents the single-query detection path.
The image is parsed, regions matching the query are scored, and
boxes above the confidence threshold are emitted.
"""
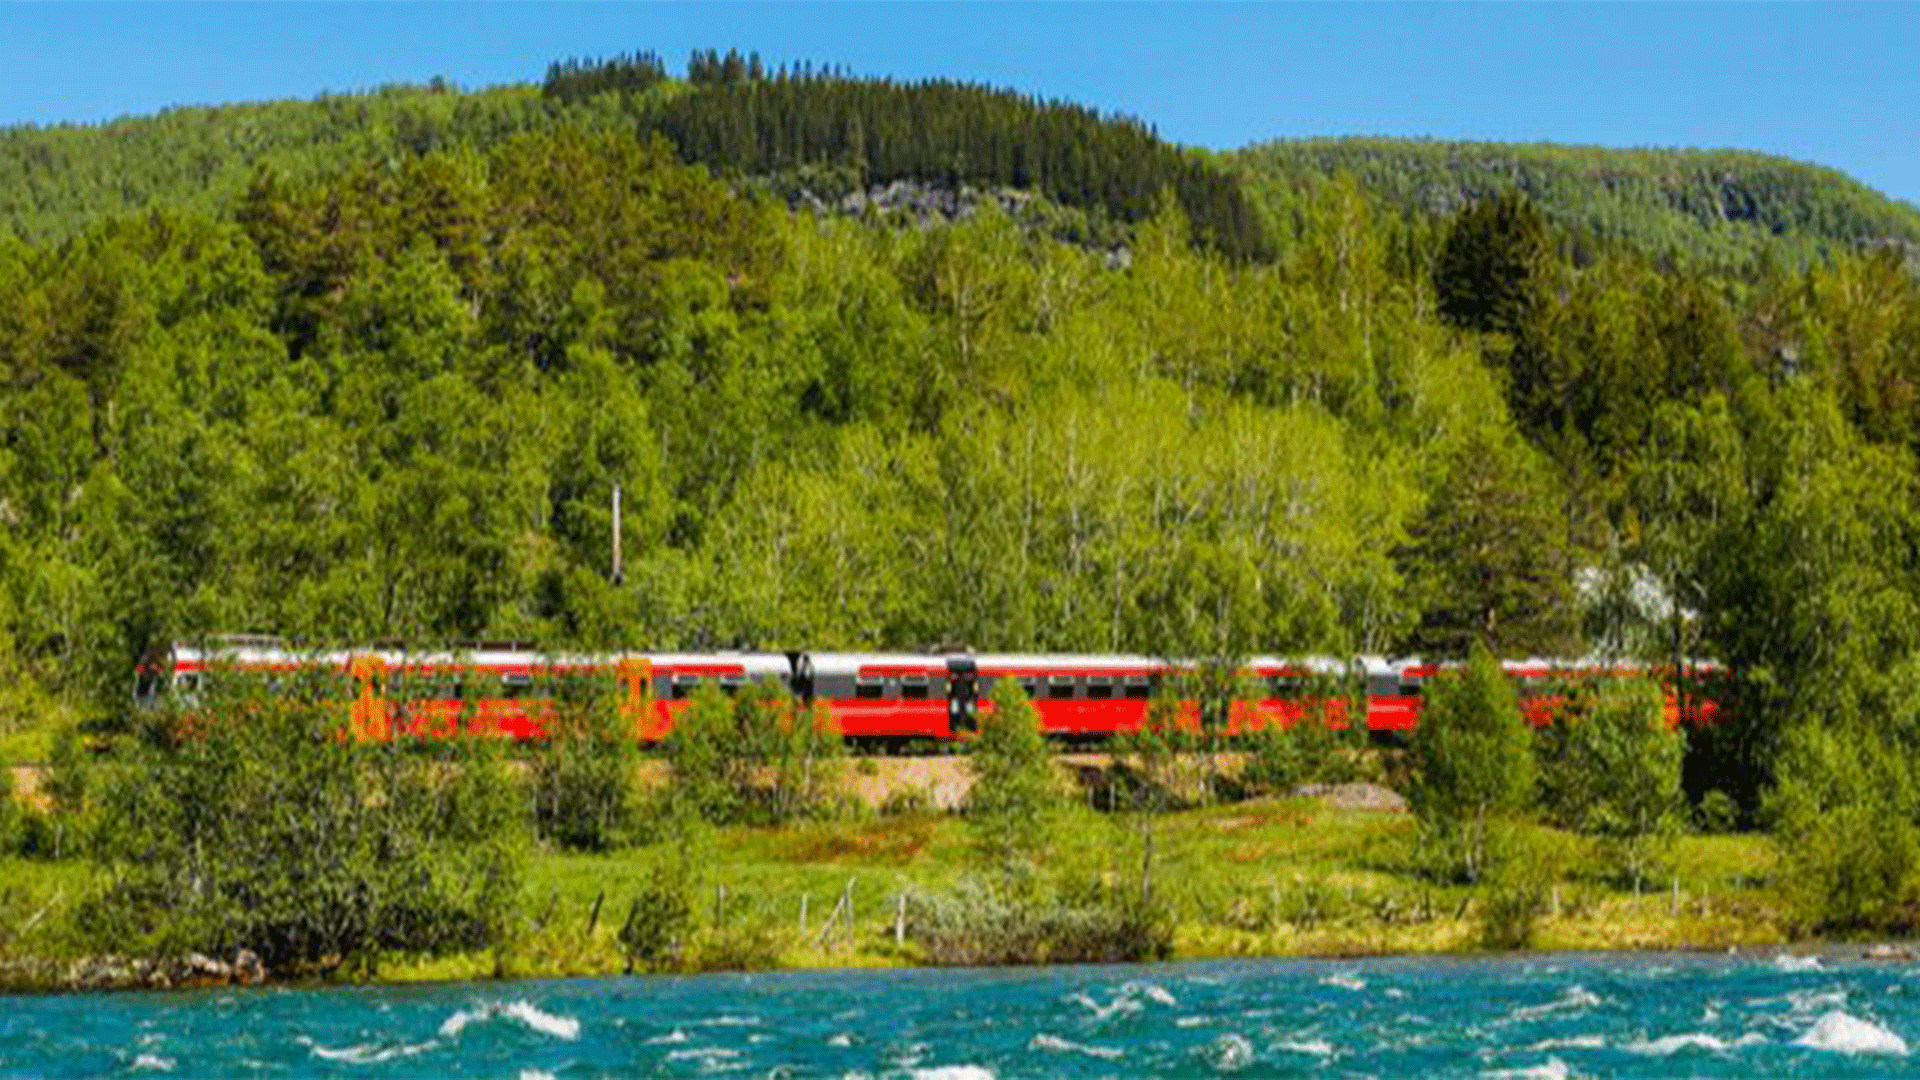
[904,876,1173,966]
[1767,723,1920,934]
[80,666,525,976]
[1242,668,1366,795]
[966,678,1063,883]
[1408,645,1536,883]
[1696,789,1740,834]
[1476,867,1550,950]
[618,865,694,972]
[665,679,843,827]
[1538,677,1685,889]
[531,670,639,851]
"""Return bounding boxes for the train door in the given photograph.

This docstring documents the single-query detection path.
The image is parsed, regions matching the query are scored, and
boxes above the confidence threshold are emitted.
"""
[947,657,979,735]
[349,654,389,741]
[616,657,657,740]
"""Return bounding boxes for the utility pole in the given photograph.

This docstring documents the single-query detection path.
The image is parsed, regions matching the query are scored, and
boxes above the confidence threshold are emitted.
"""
[611,482,624,586]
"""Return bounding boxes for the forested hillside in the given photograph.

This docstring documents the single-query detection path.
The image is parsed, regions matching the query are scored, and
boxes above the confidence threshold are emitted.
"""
[3,53,1920,885]
[1238,137,1920,273]
[0,52,1264,258]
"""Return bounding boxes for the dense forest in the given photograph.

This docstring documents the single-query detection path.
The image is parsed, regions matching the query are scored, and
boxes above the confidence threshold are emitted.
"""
[2,50,1920,883]
[1237,136,1920,274]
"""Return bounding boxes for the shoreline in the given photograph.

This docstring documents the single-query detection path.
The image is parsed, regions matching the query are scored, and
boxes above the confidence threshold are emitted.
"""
[0,791,1803,995]
[11,938,1918,996]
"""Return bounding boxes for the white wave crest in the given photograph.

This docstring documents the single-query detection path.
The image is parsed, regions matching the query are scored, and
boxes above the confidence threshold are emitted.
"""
[1526,1035,1605,1051]
[646,1029,690,1045]
[1067,992,1143,1021]
[667,1047,743,1062]
[1795,1011,1909,1056]
[518,1071,556,1080]
[1207,1033,1254,1072]
[437,1000,581,1041]
[1506,985,1603,1024]
[131,1054,176,1072]
[1774,954,1824,972]
[1275,1039,1335,1056]
[1029,1033,1123,1060]
[909,1068,994,1080]
[1320,972,1366,992]
[306,1040,439,1065]
[696,1014,762,1027]
[828,1033,854,1047]
[1385,987,1408,999]
[1624,1031,1764,1056]
[1124,980,1179,1007]
[1482,1059,1570,1080]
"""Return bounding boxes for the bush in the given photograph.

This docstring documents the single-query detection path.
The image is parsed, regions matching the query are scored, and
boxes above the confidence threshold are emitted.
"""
[1697,789,1740,834]
[1476,867,1550,950]
[1538,677,1685,889]
[531,671,639,851]
[80,667,526,975]
[967,678,1063,883]
[1408,645,1536,883]
[1242,670,1366,795]
[666,679,843,827]
[904,876,1173,966]
[618,865,694,972]
[1767,723,1920,934]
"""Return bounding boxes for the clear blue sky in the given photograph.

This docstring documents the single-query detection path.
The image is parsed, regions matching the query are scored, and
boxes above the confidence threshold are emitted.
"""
[4,2,1917,207]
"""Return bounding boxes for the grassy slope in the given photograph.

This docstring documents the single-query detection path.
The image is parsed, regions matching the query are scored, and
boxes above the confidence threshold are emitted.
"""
[379,797,1780,983]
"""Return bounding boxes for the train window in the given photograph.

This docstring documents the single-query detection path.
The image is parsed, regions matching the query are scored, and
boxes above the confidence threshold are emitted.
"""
[1085,677,1114,700]
[501,673,533,700]
[1124,676,1152,700]
[901,675,930,700]
[720,675,745,695]
[425,679,462,700]
[1019,678,1039,699]
[855,675,885,700]
[175,672,201,695]
[1268,675,1302,697]
[671,675,699,700]
[1048,676,1076,700]
[1398,680,1423,697]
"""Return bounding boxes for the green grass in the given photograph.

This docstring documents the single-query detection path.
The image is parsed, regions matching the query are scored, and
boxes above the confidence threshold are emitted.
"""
[0,795,1787,986]
[372,800,1788,982]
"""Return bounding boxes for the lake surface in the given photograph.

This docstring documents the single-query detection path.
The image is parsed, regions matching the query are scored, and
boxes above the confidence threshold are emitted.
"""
[2,952,1916,1077]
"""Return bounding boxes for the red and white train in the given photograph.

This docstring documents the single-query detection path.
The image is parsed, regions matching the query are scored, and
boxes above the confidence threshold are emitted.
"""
[143,639,1719,742]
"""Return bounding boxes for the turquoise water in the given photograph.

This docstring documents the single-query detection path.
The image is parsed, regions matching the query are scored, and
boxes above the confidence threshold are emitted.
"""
[3,953,1917,1077]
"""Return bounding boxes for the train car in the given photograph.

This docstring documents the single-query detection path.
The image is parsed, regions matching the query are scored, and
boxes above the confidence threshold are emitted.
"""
[799,653,954,740]
[149,640,794,742]
[967,653,1166,738]
[1388,656,1724,730]
[636,652,793,740]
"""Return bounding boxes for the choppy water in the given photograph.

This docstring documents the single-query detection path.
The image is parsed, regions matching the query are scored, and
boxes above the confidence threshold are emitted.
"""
[3,952,1918,1077]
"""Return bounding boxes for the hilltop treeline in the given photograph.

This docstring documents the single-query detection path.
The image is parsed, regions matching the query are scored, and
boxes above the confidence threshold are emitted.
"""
[549,51,1270,260]
[1239,137,1920,273]
[0,51,1265,260]
[9,53,1920,272]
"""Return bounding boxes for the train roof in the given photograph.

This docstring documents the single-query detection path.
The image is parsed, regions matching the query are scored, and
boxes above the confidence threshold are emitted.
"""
[168,642,790,675]
[804,653,947,677]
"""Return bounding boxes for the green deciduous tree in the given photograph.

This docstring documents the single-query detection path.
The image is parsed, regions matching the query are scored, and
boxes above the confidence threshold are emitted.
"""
[1408,646,1536,883]
[1538,676,1684,889]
